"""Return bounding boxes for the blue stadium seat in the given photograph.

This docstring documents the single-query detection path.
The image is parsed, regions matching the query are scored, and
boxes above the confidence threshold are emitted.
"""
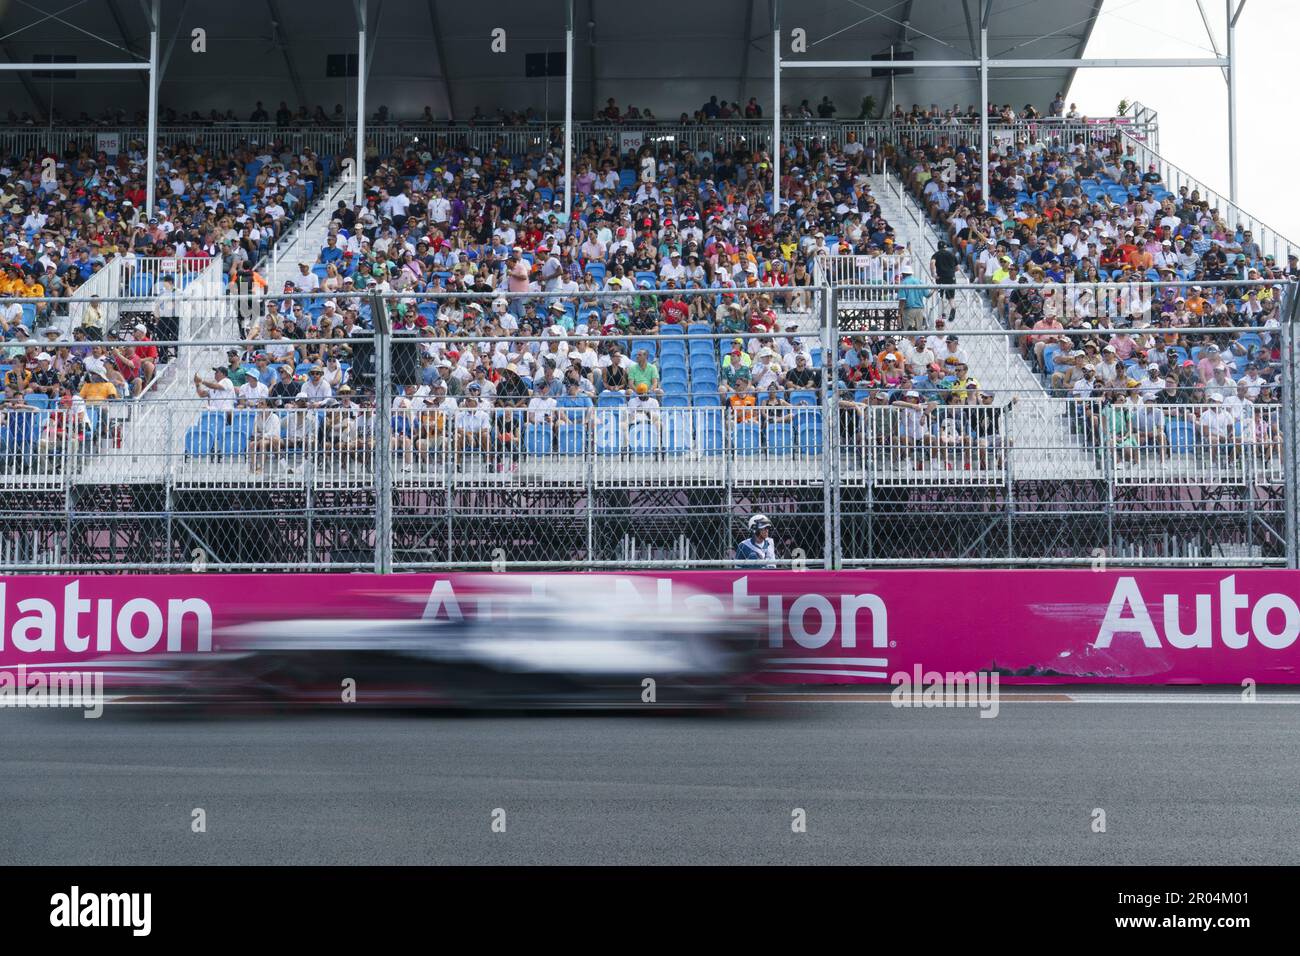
[662,411,690,453]
[524,424,552,454]
[796,409,823,453]
[699,422,725,455]
[595,410,622,454]
[1166,419,1197,454]
[734,422,761,455]
[628,423,657,454]
[766,422,794,454]
[556,424,585,454]
[217,428,249,456]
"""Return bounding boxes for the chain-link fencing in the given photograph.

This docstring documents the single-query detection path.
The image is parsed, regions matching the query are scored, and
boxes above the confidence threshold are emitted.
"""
[0,279,1295,570]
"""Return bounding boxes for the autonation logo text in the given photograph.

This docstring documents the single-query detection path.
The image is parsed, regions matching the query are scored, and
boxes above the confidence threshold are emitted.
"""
[0,582,212,655]
[1095,575,1299,649]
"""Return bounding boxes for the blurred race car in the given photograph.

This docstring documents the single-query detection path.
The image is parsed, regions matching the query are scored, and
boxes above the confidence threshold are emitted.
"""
[115,576,761,711]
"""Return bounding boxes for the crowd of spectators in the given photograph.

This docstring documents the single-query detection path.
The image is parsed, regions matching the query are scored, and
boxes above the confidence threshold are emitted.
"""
[195,122,913,469]
[0,133,339,465]
[895,125,1292,462]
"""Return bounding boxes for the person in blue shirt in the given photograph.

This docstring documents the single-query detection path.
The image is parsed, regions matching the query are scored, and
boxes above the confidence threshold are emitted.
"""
[319,234,344,265]
[558,379,594,424]
[735,514,777,569]
[897,265,932,331]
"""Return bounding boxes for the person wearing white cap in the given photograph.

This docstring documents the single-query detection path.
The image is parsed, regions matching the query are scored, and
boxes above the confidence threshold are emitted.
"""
[898,263,931,332]
[891,388,935,467]
[29,351,61,400]
[1138,362,1164,401]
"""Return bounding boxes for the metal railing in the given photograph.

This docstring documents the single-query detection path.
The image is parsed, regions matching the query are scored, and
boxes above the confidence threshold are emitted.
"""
[1118,129,1299,268]
[814,253,914,309]
[0,117,1158,164]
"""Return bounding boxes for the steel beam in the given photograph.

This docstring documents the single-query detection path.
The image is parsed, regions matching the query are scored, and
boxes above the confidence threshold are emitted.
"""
[365,0,384,85]
[779,57,1229,69]
[159,0,193,80]
[1194,0,1229,84]
[564,0,573,221]
[961,0,977,58]
[264,0,309,108]
[424,0,455,120]
[104,0,149,88]
[0,61,149,70]
[737,0,755,104]
[146,0,159,217]
[356,0,367,206]
[0,42,47,117]
[771,0,780,215]
[980,26,988,212]
[1226,0,1239,203]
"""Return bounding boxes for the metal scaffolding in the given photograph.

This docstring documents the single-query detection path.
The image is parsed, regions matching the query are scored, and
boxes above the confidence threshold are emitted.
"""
[0,0,1246,222]
[775,0,1249,213]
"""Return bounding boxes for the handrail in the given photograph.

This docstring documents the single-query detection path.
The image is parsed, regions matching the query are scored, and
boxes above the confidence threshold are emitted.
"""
[0,117,1160,162]
[1117,129,1299,268]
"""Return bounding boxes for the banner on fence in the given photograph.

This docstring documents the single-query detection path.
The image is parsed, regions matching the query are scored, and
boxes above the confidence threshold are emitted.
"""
[1,571,1296,683]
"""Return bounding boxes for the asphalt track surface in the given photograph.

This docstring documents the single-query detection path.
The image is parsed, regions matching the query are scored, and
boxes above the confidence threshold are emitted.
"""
[3,690,1300,865]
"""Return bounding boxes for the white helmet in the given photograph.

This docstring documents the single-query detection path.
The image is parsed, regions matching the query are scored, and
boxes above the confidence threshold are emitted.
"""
[492,296,509,314]
[748,514,772,533]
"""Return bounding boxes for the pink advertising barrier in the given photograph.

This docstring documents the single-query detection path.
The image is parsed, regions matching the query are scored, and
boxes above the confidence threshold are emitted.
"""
[0,570,1297,683]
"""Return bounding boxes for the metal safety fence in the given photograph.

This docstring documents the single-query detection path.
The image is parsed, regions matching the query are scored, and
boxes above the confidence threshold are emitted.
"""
[0,117,1155,167]
[0,281,1295,571]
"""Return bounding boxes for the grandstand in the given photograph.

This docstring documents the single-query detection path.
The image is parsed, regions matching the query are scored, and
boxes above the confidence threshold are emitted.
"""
[0,0,1295,573]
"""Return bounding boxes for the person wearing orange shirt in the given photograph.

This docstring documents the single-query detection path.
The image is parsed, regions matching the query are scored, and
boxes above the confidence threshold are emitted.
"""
[79,370,118,404]
[1127,245,1154,271]
[727,375,759,423]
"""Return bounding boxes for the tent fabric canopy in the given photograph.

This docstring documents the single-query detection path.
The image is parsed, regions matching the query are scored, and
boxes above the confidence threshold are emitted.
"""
[0,0,1103,122]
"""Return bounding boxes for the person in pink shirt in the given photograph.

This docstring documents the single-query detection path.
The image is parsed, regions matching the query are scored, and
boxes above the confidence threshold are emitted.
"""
[1111,331,1137,361]
[1197,343,1226,383]
[506,250,531,293]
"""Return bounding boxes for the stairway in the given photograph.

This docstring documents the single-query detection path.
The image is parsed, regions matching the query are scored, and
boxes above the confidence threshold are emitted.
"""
[869,173,1097,480]
[98,168,358,481]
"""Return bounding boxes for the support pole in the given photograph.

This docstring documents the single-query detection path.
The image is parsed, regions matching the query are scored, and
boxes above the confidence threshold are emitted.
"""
[145,0,159,218]
[1226,0,1238,204]
[372,293,392,573]
[771,0,780,215]
[356,1,367,207]
[564,0,574,222]
[979,26,989,212]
